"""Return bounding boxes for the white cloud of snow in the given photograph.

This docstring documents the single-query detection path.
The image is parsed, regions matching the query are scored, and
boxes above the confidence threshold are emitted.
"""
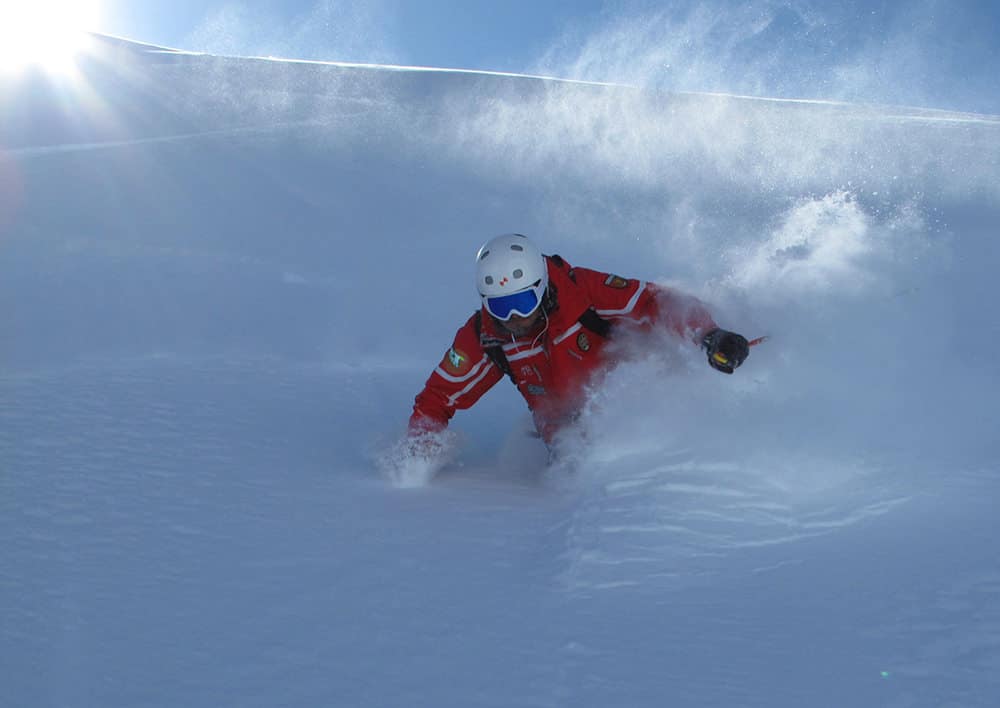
[185,0,403,64]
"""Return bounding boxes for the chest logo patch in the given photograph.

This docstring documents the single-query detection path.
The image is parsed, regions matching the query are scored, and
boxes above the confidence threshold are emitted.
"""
[577,332,591,352]
[443,347,472,375]
[605,275,629,289]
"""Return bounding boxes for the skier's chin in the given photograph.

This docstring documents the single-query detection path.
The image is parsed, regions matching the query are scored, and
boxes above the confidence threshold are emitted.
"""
[502,312,543,337]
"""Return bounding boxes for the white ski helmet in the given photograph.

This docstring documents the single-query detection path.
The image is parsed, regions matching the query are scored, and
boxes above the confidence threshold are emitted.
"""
[475,233,548,321]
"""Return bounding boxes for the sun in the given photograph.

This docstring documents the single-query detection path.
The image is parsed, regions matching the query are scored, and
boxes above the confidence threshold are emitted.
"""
[0,0,103,74]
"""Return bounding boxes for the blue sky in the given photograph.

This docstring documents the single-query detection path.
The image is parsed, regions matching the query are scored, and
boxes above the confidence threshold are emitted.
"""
[97,0,607,69]
[80,0,999,113]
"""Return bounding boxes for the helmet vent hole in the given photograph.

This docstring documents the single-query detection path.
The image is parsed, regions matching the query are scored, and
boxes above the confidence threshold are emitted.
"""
[510,244,524,252]
[485,276,494,285]
[479,250,490,260]
[513,269,523,278]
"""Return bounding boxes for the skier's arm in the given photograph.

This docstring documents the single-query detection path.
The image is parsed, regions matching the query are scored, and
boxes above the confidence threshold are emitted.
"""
[574,266,750,372]
[646,282,719,342]
[408,313,505,435]
[572,266,718,342]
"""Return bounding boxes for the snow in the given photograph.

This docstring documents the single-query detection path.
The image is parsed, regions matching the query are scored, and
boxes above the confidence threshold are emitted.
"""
[2,34,999,707]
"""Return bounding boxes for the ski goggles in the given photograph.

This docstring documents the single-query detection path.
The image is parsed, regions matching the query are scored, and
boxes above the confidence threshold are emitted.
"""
[484,287,541,321]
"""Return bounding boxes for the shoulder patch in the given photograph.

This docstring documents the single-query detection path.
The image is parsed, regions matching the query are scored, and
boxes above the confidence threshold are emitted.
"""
[442,347,472,376]
[605,275,629,289]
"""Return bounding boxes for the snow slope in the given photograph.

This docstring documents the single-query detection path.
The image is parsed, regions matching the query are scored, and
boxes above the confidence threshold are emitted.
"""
[2,34,998,707]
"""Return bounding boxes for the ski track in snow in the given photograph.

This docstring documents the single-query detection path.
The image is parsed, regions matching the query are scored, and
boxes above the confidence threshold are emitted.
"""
[3,355,997,706]
[2,356,912,607]
[555,457,912,595]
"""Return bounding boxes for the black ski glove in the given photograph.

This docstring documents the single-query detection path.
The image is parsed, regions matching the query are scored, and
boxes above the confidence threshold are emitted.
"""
[702,328,749,374]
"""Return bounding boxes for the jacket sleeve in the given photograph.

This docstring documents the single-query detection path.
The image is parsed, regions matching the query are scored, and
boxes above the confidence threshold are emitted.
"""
[409,312,506,435]
[572,266,718,343]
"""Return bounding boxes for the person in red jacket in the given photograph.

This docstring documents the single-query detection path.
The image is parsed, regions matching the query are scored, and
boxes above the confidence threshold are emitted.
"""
[409,234,750,446]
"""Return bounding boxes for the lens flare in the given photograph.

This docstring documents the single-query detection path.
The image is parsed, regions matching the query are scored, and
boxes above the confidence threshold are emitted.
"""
[0,0,102,75]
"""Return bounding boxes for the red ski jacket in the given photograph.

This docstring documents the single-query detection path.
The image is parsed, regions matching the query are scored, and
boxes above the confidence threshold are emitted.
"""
[409,255,717,443]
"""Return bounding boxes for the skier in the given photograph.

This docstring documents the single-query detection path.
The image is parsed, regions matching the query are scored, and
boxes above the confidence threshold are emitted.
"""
[408,234,750,446]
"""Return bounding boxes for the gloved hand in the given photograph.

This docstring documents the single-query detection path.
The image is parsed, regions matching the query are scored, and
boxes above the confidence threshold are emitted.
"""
[702,328,749,374]
[405,430,449,460]
[379,430,456,488]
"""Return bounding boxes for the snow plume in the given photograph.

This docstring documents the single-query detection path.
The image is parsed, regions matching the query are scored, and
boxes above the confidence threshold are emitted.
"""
[540,185,957,579]
[725,190,929,302]
[552,329,914,594]
[551,185,952,477]
[445,81,1000,210]
[185,0,402,64]
[434,1,1000,250]
[531,0,1000,114]
[376,430,460,488]
[533,2,802,97]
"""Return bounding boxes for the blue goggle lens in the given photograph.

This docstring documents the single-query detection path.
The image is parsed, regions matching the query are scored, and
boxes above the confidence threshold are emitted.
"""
[485,289,540,320]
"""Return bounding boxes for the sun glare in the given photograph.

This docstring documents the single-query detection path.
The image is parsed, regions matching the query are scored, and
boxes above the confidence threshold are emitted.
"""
[0,0,103,74]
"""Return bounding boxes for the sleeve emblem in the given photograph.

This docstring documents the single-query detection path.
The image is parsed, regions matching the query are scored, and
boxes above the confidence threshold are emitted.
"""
[442,347,472,375]
[605,275,629,289]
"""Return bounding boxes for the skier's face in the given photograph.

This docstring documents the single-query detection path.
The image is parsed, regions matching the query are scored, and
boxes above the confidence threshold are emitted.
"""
[501,308,544,337]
